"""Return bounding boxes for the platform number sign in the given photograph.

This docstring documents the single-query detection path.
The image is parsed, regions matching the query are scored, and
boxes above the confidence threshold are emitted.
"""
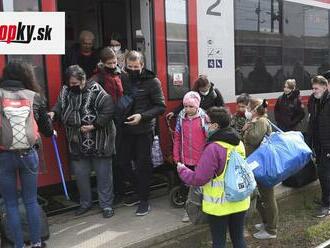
[206,0,221,16]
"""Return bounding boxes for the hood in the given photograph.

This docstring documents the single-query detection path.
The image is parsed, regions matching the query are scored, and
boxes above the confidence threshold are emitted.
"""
[139,69,156,80]
[0,80,25,89]
[208,126,240,146]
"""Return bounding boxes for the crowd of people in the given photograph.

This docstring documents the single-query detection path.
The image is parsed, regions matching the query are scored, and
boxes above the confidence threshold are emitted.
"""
[0,29,329,248]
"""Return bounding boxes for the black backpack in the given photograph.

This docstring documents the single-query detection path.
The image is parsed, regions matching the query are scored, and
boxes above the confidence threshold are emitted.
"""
[0,196,49,243]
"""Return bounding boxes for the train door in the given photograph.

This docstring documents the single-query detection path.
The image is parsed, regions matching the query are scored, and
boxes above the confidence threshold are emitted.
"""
[58,0,154,70]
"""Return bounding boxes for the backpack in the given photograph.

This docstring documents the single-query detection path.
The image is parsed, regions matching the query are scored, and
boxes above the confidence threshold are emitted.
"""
[224,148,256,202]
[0,89,39,150]
[0,196,49,243]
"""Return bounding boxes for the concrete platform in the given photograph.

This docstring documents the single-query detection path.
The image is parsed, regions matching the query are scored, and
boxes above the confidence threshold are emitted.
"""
[43,181,320,248]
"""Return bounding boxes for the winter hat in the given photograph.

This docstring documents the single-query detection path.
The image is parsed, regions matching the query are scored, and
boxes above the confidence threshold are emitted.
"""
[183,91,201,109]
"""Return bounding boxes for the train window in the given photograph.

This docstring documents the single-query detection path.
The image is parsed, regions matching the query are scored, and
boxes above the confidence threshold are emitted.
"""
[165,0,189,100]
[234,0,330,95]
[2,0,48,100]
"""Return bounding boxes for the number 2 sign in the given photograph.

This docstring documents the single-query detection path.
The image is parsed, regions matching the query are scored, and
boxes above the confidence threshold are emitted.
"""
[206,0,222,16]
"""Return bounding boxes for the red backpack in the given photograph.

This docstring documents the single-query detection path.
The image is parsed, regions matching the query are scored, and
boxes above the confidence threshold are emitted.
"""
[0,88,39,150]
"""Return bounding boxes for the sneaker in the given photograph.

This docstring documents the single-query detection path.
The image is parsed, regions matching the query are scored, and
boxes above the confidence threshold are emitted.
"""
[315,207,330,218]
[123,195,140,207]
[253,230,277,240]
[102,208,114,218]
[136,201,150,216]
[255,223,265,231]
[31,241,47,248]
[182,212,190,223]
[74,207,91,216]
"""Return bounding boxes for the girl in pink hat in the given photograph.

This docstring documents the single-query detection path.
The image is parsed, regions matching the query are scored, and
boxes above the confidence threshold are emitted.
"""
[173,91,208,222]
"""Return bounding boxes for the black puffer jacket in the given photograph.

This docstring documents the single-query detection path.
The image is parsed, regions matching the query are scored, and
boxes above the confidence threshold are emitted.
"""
[307,90,330,156]
[121,69,166,134]
[274,90,305,131]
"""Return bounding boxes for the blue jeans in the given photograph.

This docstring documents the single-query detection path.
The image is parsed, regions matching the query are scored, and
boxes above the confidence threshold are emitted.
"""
[0,149,41,248]
[71,157,114,209]
[208,211,247,248]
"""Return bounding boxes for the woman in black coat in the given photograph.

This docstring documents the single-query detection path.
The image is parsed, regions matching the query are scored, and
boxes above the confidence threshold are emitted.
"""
[274,79,305,131]
[166,75,224,119]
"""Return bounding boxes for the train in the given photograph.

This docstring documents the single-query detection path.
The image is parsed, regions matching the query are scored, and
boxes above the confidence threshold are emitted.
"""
[0,0,329,193]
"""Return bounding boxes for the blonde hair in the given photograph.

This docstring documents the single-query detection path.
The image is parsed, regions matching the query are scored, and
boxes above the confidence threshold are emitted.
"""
[311,75,328,86]
[125,50,144,65]
[285,79,296,90]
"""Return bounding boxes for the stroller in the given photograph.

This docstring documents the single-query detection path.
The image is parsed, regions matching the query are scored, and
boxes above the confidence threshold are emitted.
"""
[165,117,189,208]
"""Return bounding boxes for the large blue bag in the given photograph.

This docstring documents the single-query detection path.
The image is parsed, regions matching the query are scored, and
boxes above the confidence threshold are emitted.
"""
[225,150,257,202]
[246,125,312,187]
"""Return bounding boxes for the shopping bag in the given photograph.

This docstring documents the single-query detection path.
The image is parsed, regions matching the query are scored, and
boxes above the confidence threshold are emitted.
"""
[247,127,312,187]
[185,186,208,225]
[225,150,256,202]
[151,135,164,168]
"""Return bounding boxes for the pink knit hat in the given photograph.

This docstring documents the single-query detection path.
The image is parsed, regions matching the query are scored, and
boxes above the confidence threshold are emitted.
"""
[183,91,201,108]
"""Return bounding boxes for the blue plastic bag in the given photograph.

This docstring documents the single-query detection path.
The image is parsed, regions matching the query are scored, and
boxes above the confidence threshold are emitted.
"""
[247,131,312,187]
[224,150,256,202]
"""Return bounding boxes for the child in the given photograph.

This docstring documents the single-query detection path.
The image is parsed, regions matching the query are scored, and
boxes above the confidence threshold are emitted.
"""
[92,47,123,104]
[274,79,305,131]
[231,93,250,136]
[173,91,208,222]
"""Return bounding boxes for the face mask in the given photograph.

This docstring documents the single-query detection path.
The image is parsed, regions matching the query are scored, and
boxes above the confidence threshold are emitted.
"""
[245,110,253,120]
[126,68,141,80]
[104,66,116,74]
[111,46,121,52]
[199,89,210,96]
[69,85,81,94]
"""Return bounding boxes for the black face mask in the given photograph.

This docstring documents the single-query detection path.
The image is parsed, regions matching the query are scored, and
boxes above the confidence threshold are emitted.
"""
[104,66,116,74]
[125,68,141,80]
[69,85,81,94]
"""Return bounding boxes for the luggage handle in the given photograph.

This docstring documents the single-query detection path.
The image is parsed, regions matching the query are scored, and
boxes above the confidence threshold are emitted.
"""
[267,120,284,133]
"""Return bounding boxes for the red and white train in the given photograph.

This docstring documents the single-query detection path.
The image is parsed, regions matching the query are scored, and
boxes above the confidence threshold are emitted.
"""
[0,0,329,190]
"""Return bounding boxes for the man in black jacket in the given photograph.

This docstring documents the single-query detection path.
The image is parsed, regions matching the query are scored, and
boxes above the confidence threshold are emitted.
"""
[119,51,166,216]
[308,75,330,218]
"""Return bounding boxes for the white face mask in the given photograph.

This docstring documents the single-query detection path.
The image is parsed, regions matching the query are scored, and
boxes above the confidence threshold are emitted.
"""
[111,46,121,52]
[245,110,253,120]
[199,89,210,96]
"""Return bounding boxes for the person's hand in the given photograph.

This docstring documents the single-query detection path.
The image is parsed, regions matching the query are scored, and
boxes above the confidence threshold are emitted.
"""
[47,112,55,121]
[53,130,58,137]
[166,112,174,120]
[124,114,142,125]
[80,125,95,133]
[241,122,250,132]
[177,162,186,171]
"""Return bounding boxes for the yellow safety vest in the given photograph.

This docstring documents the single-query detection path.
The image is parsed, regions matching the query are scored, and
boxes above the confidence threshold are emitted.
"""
[202,141,250,216]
